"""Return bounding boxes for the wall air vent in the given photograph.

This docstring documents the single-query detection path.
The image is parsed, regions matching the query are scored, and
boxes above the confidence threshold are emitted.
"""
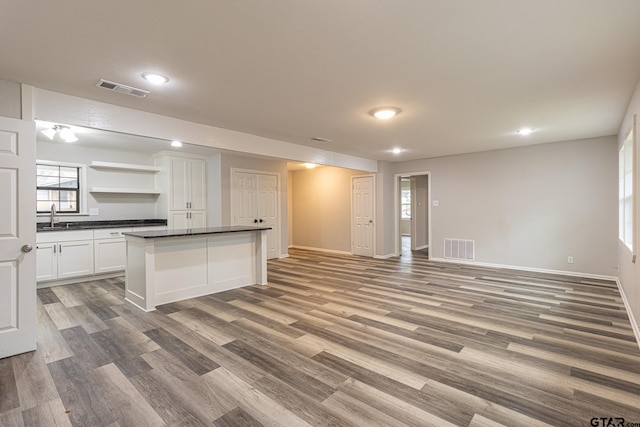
[96,79,150,98]
[444,238,475,261]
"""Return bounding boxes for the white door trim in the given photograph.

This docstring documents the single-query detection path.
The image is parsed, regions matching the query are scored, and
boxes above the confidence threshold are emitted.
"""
[394,171,431,257]
[351,174,376,257]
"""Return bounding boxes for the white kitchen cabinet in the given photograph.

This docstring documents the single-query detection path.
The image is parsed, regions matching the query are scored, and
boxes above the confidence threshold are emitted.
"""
[155,154,207,230]
[35,243,57,281]
[93,228,131,274]
[58,240,94,278]
[168,157,206,211]
[169,211,207,229]
[36,230,94,282]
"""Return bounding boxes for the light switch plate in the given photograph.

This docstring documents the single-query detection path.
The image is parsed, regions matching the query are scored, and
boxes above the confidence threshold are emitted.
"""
[432,200,439,207]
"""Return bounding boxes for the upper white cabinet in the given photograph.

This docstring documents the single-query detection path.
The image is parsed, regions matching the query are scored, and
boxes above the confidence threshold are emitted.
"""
[168,157,206,210]
[155,154,207,229]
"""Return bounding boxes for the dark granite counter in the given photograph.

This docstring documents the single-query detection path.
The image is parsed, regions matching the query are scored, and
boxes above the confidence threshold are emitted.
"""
[37,219,167,232]
[123,225,271,239]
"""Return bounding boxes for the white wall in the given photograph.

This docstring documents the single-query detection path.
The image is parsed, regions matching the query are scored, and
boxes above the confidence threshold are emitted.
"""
[290,166,363,253]
[392,136,618,276]
[36,140,160,221]
[220,153,288,257]
[376,161,395,257]
[0,80,21,119]
[617,78,640,336]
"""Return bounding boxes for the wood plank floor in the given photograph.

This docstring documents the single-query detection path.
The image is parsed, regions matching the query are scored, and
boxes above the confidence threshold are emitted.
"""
[2,248,640,426]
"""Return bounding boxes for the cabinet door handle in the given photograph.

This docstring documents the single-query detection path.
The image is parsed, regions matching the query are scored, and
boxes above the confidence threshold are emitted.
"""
[59,244,62,254]
[53,244,56,254]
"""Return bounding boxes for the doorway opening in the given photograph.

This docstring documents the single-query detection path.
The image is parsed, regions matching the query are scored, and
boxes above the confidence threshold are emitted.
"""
[394,172,431,259]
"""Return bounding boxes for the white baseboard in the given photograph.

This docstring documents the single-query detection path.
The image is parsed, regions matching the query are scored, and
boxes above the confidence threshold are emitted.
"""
[278,254,290,259]
[289,245,352,256]
[37,272,124,289]
[428,257,617,281]
[374,253,396,259]
[615,278,640,350]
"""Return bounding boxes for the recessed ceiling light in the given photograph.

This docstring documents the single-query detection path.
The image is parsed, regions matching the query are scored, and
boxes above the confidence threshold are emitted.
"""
[142,72,169,85]
[391,147,403,154]
[304,163,317,169]
[517,128,534,135]
[370,107,401,120]
[171,140,182,147]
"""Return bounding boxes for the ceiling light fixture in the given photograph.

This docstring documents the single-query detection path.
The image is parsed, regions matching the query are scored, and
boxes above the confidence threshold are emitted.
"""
[391,147,403,154]
[517,128,534,135]
[304,163,317,169]
[370,106,401,120]
[41,125,78,143]
[171,140,183,147]
[142,72,169,85]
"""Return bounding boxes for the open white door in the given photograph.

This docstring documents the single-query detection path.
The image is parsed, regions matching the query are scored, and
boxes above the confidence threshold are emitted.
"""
[0,117,36,358]
[352,175,374,257]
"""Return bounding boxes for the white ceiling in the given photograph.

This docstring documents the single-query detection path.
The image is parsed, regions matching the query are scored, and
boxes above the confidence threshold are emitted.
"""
[4,1,640,161]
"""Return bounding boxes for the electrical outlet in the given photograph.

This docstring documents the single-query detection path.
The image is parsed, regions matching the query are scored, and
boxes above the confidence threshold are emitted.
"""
[567,256,574,264]
[89,208,99,216]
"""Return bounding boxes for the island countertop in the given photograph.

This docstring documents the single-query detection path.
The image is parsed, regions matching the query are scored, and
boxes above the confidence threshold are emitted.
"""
[123,225,272,239]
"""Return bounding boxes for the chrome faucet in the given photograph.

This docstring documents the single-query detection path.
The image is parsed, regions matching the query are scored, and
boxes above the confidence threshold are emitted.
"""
[50,203,57,227]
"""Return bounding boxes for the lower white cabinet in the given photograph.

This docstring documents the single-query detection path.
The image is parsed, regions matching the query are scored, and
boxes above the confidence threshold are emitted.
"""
[36,230,94,282]
[169,211,206,229]
[35,243,58,282]
[94,228,130,273]
[37,225,167,283]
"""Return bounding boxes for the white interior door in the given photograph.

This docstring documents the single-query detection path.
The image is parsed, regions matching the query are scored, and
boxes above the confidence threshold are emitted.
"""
[232,170,280,260]
[352,175,374,257]
[232,172,258,226]
[258,174,279,259]
[0,117,36,358]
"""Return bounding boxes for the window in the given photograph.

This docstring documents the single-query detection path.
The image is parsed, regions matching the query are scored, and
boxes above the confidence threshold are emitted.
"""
[37,162,81,213]
[401,187,411,219]
[619,126,635,251]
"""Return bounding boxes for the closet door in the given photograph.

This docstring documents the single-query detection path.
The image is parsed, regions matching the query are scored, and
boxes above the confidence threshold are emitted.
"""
[231,170,280,259]
[232,172,258,226]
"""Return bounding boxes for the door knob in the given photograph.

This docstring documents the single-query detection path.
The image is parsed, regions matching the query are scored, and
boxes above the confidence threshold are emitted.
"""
[259,219,264,223]
[254,219,258,223]
[21,244,33,253]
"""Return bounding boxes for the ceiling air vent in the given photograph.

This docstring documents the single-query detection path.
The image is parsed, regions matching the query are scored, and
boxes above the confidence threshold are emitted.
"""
[310,137,332,143]
[96,79,150,98]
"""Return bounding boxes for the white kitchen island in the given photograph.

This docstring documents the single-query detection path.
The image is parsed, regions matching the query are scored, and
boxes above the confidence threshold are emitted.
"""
[123,226,271,311]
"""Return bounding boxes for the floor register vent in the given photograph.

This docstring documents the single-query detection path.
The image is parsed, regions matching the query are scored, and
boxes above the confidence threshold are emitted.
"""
[96,79,150,98]
[444,238,475,261]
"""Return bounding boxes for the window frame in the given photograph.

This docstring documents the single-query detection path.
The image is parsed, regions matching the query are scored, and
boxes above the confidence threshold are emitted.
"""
[36,160,88,216]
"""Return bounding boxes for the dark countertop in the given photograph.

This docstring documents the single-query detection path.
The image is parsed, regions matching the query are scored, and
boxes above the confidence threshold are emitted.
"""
[123,225,271,239]
[37,219,167,232]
